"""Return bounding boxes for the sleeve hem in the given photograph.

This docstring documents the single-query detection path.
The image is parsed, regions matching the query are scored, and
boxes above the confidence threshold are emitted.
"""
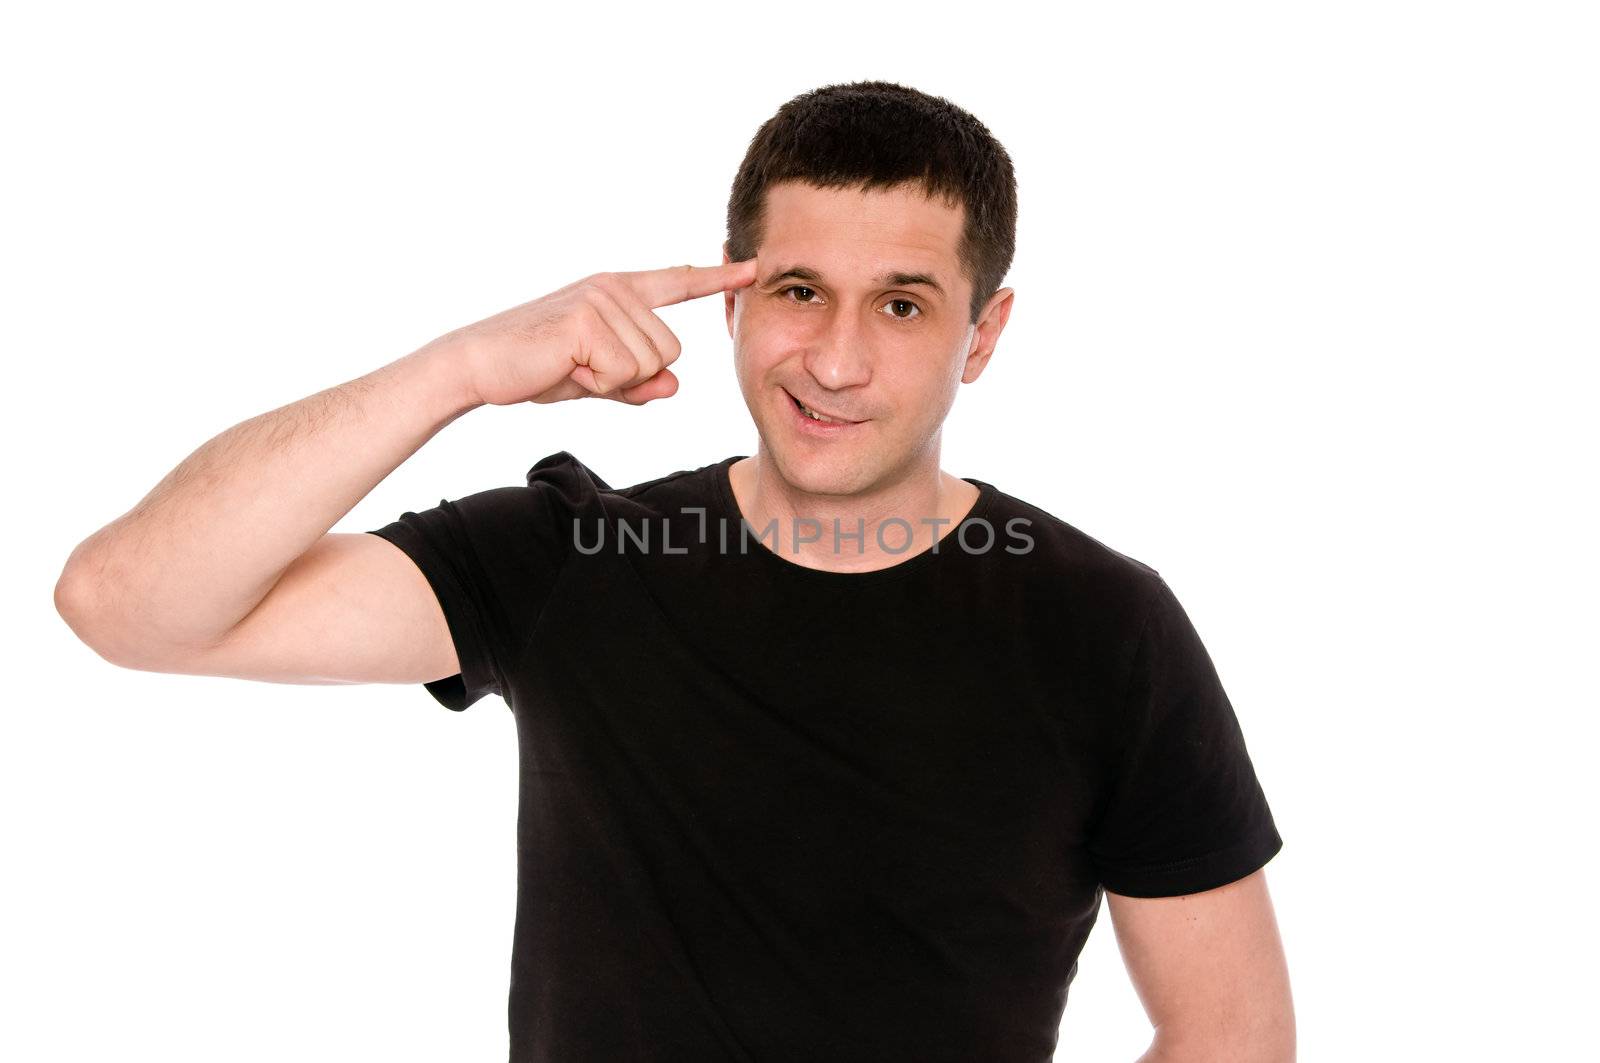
[1097,826,1284,898]
[365,526,498,712]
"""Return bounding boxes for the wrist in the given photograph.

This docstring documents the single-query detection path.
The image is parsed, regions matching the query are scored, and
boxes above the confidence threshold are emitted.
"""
[404,337,485,423]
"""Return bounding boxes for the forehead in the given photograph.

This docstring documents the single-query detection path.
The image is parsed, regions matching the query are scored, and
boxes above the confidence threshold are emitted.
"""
[759,180,965,278]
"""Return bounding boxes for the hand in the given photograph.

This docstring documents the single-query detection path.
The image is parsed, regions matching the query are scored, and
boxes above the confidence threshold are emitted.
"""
[437,259,758,407]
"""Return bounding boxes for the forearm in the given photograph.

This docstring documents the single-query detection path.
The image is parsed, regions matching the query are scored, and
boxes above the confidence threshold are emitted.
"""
[56,340,480,658]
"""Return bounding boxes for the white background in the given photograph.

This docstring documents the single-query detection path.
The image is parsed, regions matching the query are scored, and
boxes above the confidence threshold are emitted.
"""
[6,2,1595,1059]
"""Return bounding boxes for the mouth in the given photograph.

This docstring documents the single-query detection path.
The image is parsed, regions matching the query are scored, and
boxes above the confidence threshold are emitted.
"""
[785,388,864,429]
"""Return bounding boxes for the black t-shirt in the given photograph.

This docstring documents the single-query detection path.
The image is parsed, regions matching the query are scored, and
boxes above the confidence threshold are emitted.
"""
[366,451,1283,1063]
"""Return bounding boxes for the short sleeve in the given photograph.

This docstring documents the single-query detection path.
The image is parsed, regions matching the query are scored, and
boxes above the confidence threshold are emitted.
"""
[365,458,582,711]
[1087,575,1284,896]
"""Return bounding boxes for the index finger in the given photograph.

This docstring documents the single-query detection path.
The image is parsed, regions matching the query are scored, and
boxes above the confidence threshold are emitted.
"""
[623,258,759,309]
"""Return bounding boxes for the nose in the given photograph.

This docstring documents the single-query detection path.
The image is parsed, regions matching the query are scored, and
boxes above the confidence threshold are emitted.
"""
[801,311,873,391]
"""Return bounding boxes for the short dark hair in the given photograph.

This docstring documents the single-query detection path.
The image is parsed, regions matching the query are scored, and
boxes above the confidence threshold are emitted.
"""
[724,80,1018,327]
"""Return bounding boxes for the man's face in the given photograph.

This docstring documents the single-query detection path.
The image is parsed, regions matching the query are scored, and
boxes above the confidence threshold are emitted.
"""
[724,179,1013,499]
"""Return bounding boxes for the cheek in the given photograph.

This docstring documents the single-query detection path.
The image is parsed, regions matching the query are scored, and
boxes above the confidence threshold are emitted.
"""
[734,306,806,367]
[887,354,965,420]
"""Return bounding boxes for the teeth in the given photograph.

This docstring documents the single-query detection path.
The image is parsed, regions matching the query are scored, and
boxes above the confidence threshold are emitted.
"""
[798,400,846,424]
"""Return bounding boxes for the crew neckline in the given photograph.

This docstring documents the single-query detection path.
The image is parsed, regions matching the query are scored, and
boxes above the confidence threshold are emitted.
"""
[709,454,999,586]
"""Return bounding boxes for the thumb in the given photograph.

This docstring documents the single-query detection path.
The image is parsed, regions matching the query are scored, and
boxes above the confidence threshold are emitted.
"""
[614,366,680,405]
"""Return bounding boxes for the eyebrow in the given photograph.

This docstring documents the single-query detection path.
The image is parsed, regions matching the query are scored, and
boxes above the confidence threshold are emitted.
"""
[761,264,946,298]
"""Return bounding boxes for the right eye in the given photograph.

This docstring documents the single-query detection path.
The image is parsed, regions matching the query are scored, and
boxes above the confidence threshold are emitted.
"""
[779,285,820,304]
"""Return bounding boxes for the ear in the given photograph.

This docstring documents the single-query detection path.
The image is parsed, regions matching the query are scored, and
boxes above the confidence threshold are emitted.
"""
[723,243,737,338]
[961,287,1015,384]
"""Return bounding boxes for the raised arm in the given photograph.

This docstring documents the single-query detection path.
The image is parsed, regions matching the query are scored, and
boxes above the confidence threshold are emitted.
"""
[52,261,758,684]
[52,344,481,678]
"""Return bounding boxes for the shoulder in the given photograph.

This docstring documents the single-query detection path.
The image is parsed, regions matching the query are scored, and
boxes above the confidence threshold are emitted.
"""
[972,479,1167,631]
[522,450,731,523]
[524,450,613,503]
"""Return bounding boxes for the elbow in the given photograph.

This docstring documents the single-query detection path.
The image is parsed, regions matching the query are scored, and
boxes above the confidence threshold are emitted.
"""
[56,546,229,674]
[54,545,164,672]
[55,552,105,647]
[1157,1028,1295,1063]
[1148,1004,1296,1063]
[1146,1040,1294,1063]
[55,556,127,668]
[1234,1032,1295,1063]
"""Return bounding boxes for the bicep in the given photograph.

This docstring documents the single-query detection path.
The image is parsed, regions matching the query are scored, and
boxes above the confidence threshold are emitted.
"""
[163,531,459,686]
[1106,868,1296,1060]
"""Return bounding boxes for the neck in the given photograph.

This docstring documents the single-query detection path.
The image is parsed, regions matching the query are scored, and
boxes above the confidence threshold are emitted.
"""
[728,446,981,574]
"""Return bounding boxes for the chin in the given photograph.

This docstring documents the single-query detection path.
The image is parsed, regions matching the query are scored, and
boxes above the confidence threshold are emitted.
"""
[763,436,867,497]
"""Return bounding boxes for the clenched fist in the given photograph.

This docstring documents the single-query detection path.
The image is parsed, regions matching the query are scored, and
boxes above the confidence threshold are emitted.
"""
[435,259,758,407]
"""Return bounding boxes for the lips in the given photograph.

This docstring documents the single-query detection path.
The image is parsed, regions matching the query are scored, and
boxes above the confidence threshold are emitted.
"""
[785,389,862,425]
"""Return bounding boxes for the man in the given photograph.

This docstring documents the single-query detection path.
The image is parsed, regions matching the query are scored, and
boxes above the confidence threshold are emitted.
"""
[55,80,1293,1062]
